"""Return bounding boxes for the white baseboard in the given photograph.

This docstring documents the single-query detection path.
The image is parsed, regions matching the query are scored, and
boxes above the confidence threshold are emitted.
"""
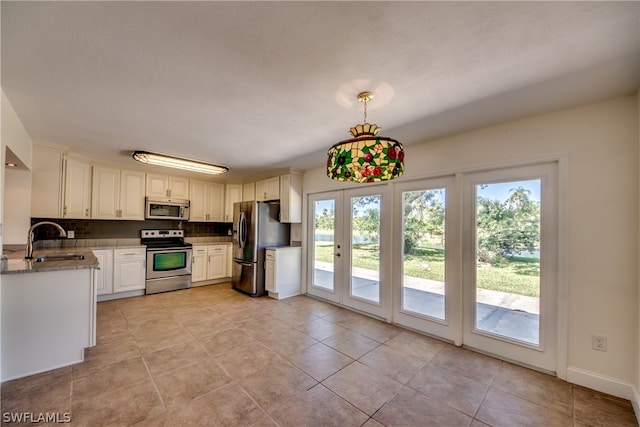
[566,366,635,401]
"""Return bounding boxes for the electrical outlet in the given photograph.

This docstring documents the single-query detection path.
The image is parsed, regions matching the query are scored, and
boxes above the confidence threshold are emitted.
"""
[67,230,75,239]
[592,335,607,352]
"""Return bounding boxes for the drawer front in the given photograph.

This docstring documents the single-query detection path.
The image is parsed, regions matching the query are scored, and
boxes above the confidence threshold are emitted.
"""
[114,248,146,259]
[193,246,207,255]
[266,250,276,261]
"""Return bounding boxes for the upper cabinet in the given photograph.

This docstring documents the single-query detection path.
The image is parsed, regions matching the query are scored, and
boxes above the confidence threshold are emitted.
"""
[63,156,92,219]
[92,167,145,220]
[255,176,280,202]
[279,173,302,223]
[146,174,189,199]
[242,182,255,202]
[190,180,224,222]
[224,184,242,222]
[31,146,64,218]
[119,171,146,219]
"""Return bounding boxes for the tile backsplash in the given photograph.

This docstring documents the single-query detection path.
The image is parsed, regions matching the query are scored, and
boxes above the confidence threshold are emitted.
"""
[31,218,232,240]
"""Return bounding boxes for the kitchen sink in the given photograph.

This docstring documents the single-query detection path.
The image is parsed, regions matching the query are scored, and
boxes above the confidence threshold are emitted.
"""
[34,254,85,263]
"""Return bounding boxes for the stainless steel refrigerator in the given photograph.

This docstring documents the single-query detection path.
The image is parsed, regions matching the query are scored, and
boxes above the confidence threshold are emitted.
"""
[232,201,290,297]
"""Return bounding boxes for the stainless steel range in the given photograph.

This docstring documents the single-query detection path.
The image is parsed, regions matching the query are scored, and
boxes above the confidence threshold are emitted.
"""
[141,229,193,294]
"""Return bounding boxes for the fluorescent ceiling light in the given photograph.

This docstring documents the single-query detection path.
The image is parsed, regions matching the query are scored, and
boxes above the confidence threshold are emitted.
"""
[132,151,228,175]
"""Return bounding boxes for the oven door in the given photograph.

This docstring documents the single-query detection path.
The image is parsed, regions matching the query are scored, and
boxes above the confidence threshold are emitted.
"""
[146,247,192,280]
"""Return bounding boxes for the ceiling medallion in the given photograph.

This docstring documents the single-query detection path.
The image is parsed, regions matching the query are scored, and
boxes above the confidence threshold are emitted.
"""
[327,91,404,183]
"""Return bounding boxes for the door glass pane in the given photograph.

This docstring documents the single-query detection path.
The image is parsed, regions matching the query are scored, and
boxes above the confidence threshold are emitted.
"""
[350,195,380,303]
[401,189,446,320]
[313,199,335,290]
[475,180,541,345]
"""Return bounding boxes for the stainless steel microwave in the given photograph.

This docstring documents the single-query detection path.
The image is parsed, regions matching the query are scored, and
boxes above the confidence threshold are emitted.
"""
[145,198,190,220]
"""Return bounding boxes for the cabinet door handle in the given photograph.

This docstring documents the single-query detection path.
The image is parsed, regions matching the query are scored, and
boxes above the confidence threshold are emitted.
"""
[63,206,67,216]
[85,208,89,217]
[167,189,171,197]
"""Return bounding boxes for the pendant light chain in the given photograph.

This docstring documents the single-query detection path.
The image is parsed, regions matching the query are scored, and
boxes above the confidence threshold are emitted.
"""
[363,97,368,123]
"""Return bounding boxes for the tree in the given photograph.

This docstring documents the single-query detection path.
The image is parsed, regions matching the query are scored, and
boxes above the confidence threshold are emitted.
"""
[315,208,334,230]
[477,186,540,264]
[352,196,381,244]
[402,190,445,254]
[353,207,380,243]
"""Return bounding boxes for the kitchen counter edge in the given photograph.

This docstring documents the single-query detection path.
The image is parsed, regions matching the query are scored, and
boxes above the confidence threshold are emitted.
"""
[2,248,101,275]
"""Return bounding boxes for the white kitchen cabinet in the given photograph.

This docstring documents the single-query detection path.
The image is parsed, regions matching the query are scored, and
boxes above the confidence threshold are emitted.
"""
[119,170,147,220]
[242,182,255,201]
[265,255,275,293]
[63,156,92,219]
[93,249,114,295]
[113,248,146,293]
[31,145,64,218]
[192,244,230,282]
[189,180,208,221]
[191,245,208,282]
[92,168,145,220]
[265,247,301,300]
[224,184,243,222]
[206,183,225,222]
[279,172,303,223]
[207,244,228,279]
[227,243,232,278]
[255,176,279,201]
[189,180,224,222]
[146,174,190,199]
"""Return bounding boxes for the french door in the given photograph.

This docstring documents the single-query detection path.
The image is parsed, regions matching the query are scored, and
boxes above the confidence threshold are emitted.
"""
[307,187,390,319]
[461,163,558,371]
[391,162,558,372]
[392,176,461,344]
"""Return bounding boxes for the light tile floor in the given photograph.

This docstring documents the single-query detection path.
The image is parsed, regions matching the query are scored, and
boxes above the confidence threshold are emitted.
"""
[1,283,637,426]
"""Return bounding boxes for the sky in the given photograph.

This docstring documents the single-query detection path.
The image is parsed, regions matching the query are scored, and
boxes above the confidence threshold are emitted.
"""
[477,179,541,202]
[312,178,541,218]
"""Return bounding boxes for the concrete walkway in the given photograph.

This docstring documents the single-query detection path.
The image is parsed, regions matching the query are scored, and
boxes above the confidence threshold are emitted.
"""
[313,261,540,345]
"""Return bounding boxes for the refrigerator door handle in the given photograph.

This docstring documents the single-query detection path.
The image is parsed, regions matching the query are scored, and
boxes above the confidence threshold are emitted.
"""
[238,211,247,249]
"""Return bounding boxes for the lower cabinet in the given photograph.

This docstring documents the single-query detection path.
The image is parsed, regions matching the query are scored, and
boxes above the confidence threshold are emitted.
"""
[265,247,301,300]
[192,244,231,283]
[93,249,114,295]
[93,247,146,299]
[191,246,208,282]
[113,248,146,293]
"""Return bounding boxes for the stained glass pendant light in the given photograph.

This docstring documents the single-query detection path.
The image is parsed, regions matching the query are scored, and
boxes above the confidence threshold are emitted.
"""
[327,91,404,183]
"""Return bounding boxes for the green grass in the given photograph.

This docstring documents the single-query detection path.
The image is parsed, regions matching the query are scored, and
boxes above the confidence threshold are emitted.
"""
[313,242,540,298]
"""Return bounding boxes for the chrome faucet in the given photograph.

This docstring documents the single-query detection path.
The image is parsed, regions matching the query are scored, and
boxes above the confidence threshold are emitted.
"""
[25,221,67,259]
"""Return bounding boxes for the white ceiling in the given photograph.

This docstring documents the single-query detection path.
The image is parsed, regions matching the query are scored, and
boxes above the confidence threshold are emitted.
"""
[2,2,639,181]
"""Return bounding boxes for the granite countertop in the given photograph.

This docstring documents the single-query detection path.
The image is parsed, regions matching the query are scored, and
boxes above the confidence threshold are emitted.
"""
[1,247,100,275]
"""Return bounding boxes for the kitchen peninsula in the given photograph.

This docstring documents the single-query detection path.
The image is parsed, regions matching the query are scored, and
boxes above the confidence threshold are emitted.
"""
[1,248,99,381]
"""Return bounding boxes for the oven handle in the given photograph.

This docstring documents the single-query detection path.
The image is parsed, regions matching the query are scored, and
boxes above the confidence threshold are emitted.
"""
[146,247,193,253]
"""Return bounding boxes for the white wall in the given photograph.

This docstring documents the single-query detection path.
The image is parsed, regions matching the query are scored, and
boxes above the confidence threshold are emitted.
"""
[304,94,639,398]
[1,91,32,170]
[1,89,34,243]
[3,168,31,244]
